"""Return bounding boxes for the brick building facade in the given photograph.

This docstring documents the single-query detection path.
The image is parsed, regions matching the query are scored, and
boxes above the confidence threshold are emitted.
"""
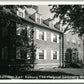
[16,7,64,69]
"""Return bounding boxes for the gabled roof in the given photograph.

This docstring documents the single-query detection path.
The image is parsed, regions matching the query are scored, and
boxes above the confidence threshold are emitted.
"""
[23,12,63,34]
[0,9,63,34]
[24,12,63,34]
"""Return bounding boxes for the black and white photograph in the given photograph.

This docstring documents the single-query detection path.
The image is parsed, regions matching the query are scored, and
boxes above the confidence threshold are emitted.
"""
[0,2,84,79]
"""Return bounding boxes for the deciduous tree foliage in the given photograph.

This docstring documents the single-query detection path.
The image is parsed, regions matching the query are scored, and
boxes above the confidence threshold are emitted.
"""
[49,5,84,36]
[0,5,37,70]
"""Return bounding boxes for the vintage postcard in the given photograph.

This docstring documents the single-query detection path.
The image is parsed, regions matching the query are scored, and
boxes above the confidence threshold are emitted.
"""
[0,1,84,82]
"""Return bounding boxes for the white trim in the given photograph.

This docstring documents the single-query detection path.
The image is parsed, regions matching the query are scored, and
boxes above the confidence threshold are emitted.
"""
[57,35,59,43]
[57,51,59,60]
[44,32,47,41]
[36,29,39,39]
[17,8,25,18]
[17,11,19,16]
[51,33,53,42]
[51,50,53,60]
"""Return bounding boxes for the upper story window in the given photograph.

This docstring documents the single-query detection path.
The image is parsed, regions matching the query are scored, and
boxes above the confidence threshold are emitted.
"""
[39,31,44,40]
[51,33,59,43]
[18,12,23,17]
[53,51,57,59]
[36,29,46,41]
[53,34,57,42]
[17,8,25,18]
[35,13,41,24]
[39,50,44,59]
[36,49,46,60]
[51,50,59,60]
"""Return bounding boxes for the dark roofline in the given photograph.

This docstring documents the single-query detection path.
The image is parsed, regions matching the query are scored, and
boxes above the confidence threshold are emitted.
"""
[1,9,63,34]
[29,11,41,17]
[24,12,63,34]
[21,17,63,34]
[35,22,63,34]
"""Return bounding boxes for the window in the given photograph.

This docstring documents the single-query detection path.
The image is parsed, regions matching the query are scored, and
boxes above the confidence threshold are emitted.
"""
[51,50,59,60]
[39,50,44,59]
[36,13,41,24]
[49,21,54,28]
[53,34,57,42]
[19,12,23,17]
[51,33,59,43]
[37,18,40,23]
[36,49,46,60]
[39,31,44,40]
[36,30,47,41]
[17,8,25,18]
[53,51,57,59]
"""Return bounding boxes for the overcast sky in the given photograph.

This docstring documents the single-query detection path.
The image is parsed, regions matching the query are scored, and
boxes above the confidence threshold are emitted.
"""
[27,5,59,23]
[27,5,54,20]
[37,5,54,19]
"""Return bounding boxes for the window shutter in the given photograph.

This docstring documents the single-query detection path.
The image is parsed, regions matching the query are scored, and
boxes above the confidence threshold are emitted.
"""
[44,32,47,41]
[51,33,53,42]
[44,50,47,60]
[36,30,39,39]
[36,49,39,59]
[57,35,59,43]
[51,50,53,60]
[57,51,59,60]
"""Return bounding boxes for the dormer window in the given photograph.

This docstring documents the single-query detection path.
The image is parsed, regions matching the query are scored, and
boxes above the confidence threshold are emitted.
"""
[35,13,41,24]
[17,8,25,18]
[19,12,23,17]
[49,20,54,28]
